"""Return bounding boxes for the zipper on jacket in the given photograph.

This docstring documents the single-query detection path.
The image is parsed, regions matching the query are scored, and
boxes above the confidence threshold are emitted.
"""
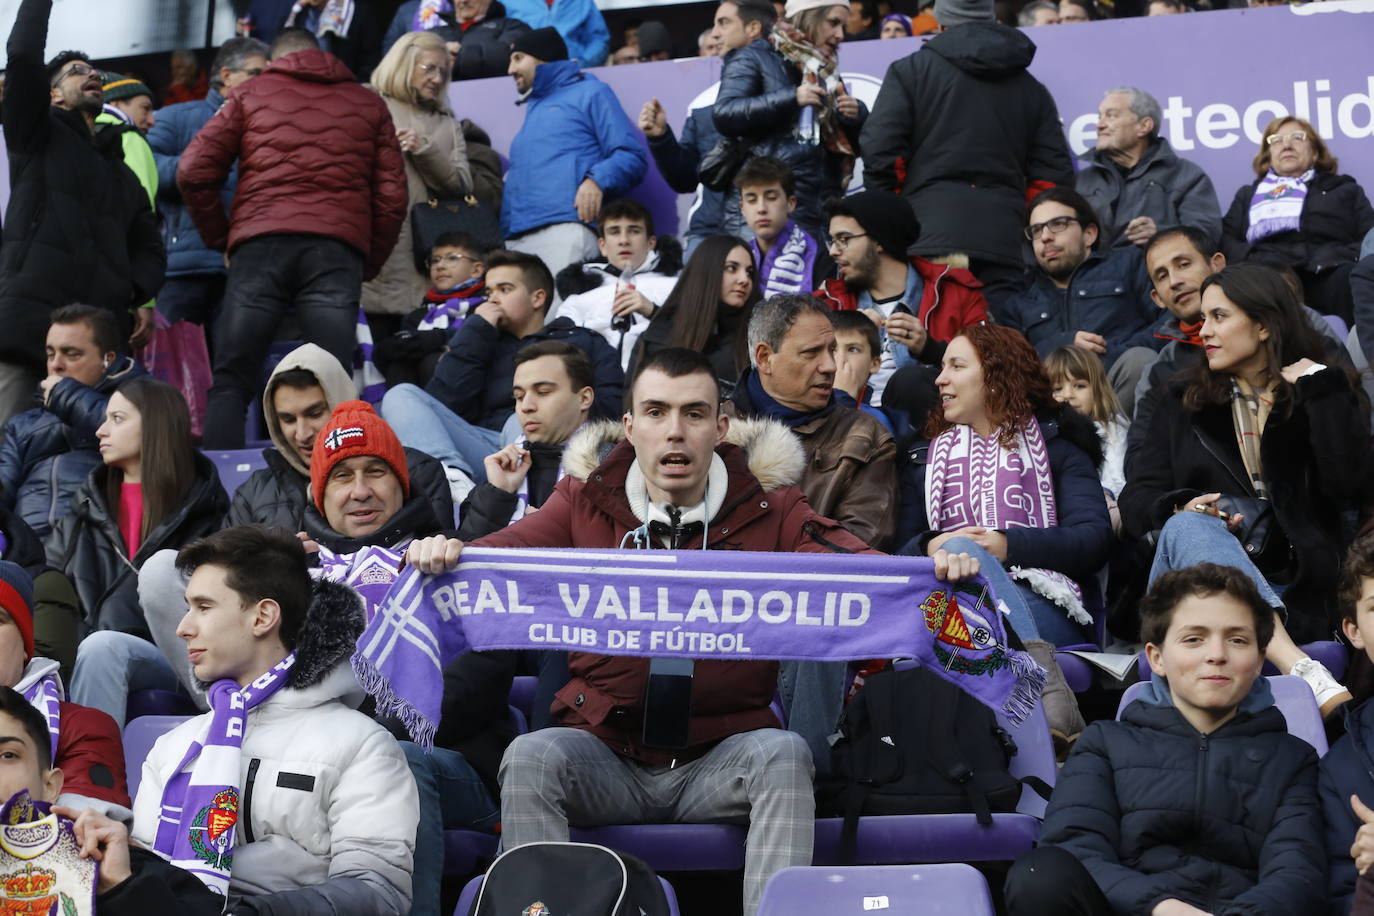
[46,455,62,531]
[802,519,856,553]
[925,263,949,328]
[242,758,261,844]
[1192,734,1209,820]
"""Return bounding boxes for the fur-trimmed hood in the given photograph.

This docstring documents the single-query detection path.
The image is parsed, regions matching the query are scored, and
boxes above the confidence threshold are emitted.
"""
[555,236,684,300]
[561,415,806,492]
[285,577,366,690]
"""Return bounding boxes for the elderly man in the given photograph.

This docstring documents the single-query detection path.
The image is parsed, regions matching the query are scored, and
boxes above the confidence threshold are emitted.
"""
[382,0,532,79]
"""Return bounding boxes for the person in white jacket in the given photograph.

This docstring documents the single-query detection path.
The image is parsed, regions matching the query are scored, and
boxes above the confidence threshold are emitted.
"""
[130,526,418,915]
[554,199,683,369]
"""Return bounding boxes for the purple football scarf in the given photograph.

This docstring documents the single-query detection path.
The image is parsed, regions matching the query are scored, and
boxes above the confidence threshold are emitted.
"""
[419,279,485,331]
[750,221,819,299]
[926,420,1088,625]
[353,547,1046,748]
[0,790,95,916]
[1247,168,1313,243]
[353,307,386,404]
[412,0,453,30]
[15,659,62,762]
[316,545,403,622]
[153,656,295,896]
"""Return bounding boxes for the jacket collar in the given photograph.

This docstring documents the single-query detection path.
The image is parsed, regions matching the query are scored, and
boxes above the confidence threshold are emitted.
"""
[302,493,444,555]
[527,60,582,101]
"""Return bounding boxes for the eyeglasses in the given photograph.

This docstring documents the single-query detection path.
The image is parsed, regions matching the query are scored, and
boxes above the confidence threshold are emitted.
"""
[57,62,97,81]
[232,66,264,77]
[1266,130,1308,147]
[1024,216,1083,240]
[415,62,446,76]
[427,253,478,268]
[827,232,869,251]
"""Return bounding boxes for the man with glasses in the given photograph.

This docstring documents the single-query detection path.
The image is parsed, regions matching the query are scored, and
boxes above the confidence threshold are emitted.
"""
[813,190,989,402]
[0,0,165,425]
[146,36,268,332]
[1000,185,1162,411]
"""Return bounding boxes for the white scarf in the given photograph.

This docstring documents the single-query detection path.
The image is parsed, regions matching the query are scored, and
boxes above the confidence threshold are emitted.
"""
[622,455,728,549]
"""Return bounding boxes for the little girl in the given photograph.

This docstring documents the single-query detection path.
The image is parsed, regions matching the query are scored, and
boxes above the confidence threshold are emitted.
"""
[1044,346,1129,500]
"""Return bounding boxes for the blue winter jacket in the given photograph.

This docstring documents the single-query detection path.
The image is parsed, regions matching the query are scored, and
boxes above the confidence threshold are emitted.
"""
[501,0,609,67]
[1320,696,1374,914]
[502,60,646,238]
[997,245,1163,369]
[0,357,146,537]
[146,89,236,277]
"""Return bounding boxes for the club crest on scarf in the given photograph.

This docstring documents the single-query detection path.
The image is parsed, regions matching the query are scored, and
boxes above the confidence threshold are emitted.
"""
[522,903,550,916]
[0,791,95,916]
[919,586,1013,677]
[189,789,239,873]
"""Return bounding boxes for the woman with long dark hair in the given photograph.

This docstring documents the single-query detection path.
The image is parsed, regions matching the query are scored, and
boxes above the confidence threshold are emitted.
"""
[47,377,227,725]
[630,236,761,392]
[1121,262,1371,716]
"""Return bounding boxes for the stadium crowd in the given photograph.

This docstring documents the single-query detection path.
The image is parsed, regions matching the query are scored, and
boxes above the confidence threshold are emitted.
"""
[1,0,1374,911]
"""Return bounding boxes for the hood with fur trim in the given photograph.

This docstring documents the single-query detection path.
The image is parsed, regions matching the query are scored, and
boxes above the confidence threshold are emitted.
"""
[284,577,366,691]
[561,415,806,491]
[263,344,359,476]
[555,236,684,301]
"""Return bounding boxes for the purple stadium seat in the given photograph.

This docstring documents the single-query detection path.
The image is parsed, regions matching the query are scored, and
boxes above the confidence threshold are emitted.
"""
[123,715,192,800]
[206,449,269,500]
[1116,674,1328,755]
[125,688,199,723]
[508,676,537,723]
[1326,314,1351,340]
[453,869,681,916]
[1134,640,1348,683]
[757,864,996,916]
[443,830,501,879]
[569,824,748,871]
[1055,652,1095,693]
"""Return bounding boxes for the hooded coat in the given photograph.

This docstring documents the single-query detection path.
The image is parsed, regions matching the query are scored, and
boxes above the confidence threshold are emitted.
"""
[226,346,454,534]
[131,579,418,915]
[471,416,876,765]
[859,22,1073,267]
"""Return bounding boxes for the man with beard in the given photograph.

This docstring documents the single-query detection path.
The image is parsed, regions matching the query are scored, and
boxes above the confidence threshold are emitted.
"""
[1000,186,1161,412]
[813,191,988,402]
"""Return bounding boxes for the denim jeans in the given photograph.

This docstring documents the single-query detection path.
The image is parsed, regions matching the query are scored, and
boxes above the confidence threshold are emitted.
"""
[380,384,503,481]
[401,742,499,916]
[1148,510,1285,608]
[203,234,362,449]
[942,536,1088,647]
[70,631,181,729]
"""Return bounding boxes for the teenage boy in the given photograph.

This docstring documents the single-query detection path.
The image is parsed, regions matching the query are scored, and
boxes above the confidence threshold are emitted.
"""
[1005,562,1326,916]
[131,526,419,913]
[829,310,893,434]
[555,199,682,370]
[375,231,488,388]
[736,157,832,298]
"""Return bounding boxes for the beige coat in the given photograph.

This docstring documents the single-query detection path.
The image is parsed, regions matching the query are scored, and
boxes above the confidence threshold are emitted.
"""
[361,94,472,315]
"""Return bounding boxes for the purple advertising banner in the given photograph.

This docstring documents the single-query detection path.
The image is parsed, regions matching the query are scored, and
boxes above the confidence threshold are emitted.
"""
[441,2,1374,237]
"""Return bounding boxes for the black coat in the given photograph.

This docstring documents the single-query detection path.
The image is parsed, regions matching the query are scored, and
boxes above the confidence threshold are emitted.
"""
[1119,367,1373,642]
[712,38,866,236]
[98,847,223,916]
[383,1,531,80]
[1045,689,1325,915]
[0,0,165,369]
[436,649,518,798]
[1320,696,1374,914]
[301,487,446,556]
[858,22,1073,267]
[1221,172,1374,276]
[45,453,228,639]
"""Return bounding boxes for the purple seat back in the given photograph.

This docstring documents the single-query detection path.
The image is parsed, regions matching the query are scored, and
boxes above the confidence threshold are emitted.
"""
[508,676,537,722]
[1116,674,1327,756]
[206,449,269,500]
[453,869,681,915]
[757,863,995,915]
[123,715,192,801]
[125,688,200,723]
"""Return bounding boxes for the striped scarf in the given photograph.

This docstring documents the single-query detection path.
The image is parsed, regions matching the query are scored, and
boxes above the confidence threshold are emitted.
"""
[354,308,386,404]
[412,0,453,30]
[15,659,62,763]
[1229,378,1274,501]
[1247,168,1313,244]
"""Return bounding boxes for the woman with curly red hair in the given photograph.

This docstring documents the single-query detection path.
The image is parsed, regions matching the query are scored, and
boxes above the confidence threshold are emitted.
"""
[899,324,1113,743]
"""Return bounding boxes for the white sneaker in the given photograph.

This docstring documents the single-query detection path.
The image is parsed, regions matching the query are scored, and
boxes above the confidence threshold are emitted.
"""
[445,466,476,507]
[1290,657,1353,718]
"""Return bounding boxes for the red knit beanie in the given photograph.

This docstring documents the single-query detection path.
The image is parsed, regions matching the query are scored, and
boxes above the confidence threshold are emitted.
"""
[309,401,411,512]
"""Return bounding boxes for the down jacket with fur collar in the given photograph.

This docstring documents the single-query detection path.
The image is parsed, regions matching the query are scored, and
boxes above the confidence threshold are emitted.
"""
[131,579,418,915]
[472,416,877,764]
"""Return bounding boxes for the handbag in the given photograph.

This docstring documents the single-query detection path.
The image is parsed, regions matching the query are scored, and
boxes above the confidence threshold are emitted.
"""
[1213,494,1280,560]
[410,195,503,271]
[135,311,212,440]
[698,137,752,192]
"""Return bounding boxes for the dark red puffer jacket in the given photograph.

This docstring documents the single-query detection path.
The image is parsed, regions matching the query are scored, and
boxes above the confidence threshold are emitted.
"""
[177,50,408,279]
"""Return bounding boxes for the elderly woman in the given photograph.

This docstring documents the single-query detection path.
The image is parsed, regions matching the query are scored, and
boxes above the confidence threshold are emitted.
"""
[361,31,473,337]
[1221,117,1374,323]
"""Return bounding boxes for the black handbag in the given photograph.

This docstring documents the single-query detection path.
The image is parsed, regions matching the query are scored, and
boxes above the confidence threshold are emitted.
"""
[410,195,503,272]
[698,137,752,192]
[1214,495,1280,560]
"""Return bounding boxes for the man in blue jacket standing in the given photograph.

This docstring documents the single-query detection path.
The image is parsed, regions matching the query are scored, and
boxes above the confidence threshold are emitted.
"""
[502,28,646,282]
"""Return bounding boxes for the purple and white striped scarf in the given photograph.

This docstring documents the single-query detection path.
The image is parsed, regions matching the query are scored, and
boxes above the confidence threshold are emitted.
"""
[1247,168,1314,244]
[354,308,386,404]
[925,420,1089,625]
[412,0,453,30]
[15,659,62,762]
[153,657,295,896]
[315,545,403,622]
[750,221,819,299]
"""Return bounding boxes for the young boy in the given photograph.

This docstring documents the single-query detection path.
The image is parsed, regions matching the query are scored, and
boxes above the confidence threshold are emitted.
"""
[1006,562,1326,916]
[555,199,681,370]
[1321,535,1374,913]
[375,232,487,387]
[829,309,893,433]
[735,157,832,298]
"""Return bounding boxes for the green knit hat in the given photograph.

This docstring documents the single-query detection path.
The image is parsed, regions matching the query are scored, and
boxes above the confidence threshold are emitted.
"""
[101,71,152,103]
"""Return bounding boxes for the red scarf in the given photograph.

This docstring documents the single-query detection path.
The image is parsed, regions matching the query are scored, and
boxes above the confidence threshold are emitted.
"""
[1179,319,1204,346]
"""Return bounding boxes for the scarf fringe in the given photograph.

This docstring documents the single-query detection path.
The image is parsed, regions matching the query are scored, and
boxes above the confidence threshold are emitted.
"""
[351,652,437,749]
[1002,648,1047,727]
[1010,567,1093,626]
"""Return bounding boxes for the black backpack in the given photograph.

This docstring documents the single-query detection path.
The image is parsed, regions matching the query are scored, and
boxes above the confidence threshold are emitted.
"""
[819,664,1047,864]
[470,842,673,916]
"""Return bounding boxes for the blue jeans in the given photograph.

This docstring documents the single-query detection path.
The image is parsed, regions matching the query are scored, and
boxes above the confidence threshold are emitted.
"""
[402,742,499,916]
[70,631,181,729]
[1148,511,1285,608]
[380,384,503,482]
[942,537,1088,647]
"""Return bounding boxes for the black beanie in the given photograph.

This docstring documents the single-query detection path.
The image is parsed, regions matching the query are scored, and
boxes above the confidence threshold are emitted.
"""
[837,191,921,259]
[511,27,569,63]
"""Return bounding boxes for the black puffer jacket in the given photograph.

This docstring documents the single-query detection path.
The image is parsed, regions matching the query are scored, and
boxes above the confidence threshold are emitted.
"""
[1320,697,1374,914]
[0,0,165,369]
[712,37,866,236]
[45,453,228,639]
[1045,680,1325,916]
[227,446,454,534]
[859,22,1072,266]
[1221,172,1374,275]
